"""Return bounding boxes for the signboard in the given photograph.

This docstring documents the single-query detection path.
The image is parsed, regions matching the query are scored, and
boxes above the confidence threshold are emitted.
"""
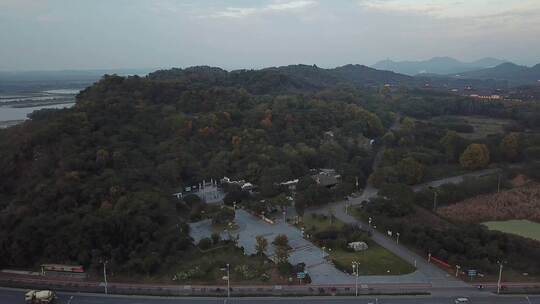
[468,269,477,277]
[296,272,306,279]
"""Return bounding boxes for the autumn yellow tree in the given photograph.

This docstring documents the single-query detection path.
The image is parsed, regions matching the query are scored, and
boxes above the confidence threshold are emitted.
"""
[460,143,490,170]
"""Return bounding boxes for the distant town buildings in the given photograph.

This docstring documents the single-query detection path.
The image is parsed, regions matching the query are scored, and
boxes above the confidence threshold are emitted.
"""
[469,94,502,101]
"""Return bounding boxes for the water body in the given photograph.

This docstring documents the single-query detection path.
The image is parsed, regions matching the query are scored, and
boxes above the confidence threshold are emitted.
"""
[43,89,81,94]
[0,88,80,126]
[0,103,75,122]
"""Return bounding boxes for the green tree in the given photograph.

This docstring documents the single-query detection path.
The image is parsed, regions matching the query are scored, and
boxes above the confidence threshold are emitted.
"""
[460,143,490,170]
[397,157,425,185]
[500,133,521,161]
[213,207,235,225]
[273,234,291,264]
[440,131,467,162]
[400,117,416,134]
[255,235,268,256]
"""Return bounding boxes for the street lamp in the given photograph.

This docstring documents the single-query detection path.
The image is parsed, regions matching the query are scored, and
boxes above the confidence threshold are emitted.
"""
[322,246,326,258]
[497,261,505,294]
[352,261,360,296]
[455,265,461,277]
[429,186,438,210]
[368,217,372,228]
[221,264,231,298]
[396,232,400,245]
[100,259,109,294]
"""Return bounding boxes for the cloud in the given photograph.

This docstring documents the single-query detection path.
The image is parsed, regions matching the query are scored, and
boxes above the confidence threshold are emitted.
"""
[357,0,540,19]
[205,0,316,18]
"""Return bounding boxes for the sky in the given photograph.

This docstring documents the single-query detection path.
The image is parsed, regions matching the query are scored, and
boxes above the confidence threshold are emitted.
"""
[1,0,539,71]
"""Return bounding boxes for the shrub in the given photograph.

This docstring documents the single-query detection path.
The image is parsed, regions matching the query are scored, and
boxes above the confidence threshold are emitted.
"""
[198,238,212,250]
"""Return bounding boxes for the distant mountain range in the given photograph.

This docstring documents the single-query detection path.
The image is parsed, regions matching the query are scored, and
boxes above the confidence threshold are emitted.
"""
[452,62,540,86]
[372,57,507,76]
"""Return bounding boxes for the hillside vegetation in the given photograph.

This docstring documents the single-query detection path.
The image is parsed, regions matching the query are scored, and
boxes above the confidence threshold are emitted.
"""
[0,66,392,274]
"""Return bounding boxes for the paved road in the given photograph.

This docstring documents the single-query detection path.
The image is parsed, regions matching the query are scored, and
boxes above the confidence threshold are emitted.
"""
[1,287,539,304]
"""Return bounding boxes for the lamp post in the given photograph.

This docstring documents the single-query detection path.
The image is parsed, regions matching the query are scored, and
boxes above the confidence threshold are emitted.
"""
[322,246,326,258]
[433,190,438,210]
[221,264,231,298]
[428,186,438,210]
[101,260,108,294]
[396,232,400,245]
[352,261,360,296]
[497,261,504,294]
[227,263,230,298]
[368,217,372,228]
[455,265,461,277]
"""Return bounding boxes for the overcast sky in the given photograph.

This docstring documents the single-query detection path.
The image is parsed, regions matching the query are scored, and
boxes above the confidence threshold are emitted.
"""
[1,0,539,71]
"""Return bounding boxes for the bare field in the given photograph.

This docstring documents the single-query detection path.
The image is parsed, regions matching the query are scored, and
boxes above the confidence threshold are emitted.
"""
[483,220,540,241]
[437,183,540,224]
[431,115,512,139]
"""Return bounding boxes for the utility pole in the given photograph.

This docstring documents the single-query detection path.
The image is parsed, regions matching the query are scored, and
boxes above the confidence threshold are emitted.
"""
[102,260,108,294]
[497,261,504,294]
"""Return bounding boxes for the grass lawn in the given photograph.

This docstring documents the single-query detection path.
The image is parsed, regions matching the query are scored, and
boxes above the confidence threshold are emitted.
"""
[483,219,540,242]
[430,115,512,140]
[330,241,416,276]
[303,212,415,276]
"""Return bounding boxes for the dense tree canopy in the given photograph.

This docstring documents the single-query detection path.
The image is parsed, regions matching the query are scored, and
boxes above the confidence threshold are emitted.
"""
[0,68,389,273]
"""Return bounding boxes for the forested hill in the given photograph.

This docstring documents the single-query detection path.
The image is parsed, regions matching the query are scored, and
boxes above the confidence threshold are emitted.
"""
[148,64,414,94]
[0,68,390,273]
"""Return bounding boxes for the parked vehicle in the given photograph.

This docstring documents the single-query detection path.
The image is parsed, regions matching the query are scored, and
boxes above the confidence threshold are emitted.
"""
[25,290,57,304]
[454,297,469,303]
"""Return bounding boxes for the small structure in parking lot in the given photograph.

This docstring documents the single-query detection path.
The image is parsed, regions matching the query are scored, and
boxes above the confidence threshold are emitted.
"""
[348,241,368,251]
[311,169,340,188]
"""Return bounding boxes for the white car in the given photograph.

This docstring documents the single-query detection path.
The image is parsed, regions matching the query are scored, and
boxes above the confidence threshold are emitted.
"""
[455,297,469,303]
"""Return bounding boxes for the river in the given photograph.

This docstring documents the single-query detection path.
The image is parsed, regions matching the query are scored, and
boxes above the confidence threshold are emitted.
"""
[0,89,79,127]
